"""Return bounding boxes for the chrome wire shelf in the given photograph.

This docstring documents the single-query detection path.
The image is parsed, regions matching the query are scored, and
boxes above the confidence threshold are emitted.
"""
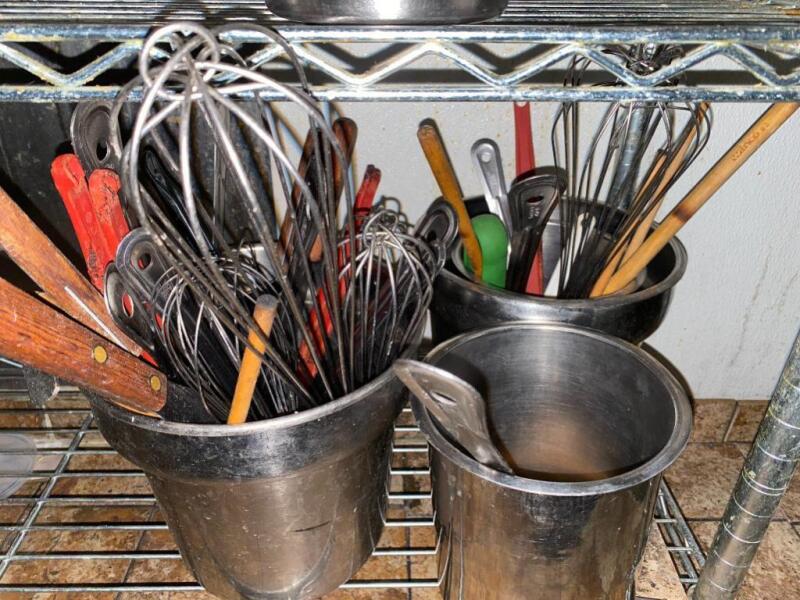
[0,365,703,596]
[0,0,799,102]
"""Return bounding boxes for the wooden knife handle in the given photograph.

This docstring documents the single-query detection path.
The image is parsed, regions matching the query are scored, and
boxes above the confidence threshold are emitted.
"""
[0,183,143,356]
[0,276,167,415]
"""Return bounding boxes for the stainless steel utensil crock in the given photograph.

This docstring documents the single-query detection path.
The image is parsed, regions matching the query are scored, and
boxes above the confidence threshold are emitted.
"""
[90,364,410,600]
[267,0,508,24]
[413,323,692,600]
[430,219,687,345]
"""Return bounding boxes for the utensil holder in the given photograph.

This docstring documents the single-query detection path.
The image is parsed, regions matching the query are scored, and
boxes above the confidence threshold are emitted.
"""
[89,365,410,600]
[414,322,692,600]
[431,215,687,345]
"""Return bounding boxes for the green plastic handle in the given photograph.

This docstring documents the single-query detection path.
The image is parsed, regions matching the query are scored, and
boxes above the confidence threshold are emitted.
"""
[464,213,508,289]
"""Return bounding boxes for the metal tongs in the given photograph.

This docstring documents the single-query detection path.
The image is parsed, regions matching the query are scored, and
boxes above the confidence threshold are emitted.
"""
[506,173,562,293]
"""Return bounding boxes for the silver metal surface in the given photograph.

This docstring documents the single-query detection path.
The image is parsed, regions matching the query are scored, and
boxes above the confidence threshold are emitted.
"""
[267,0,508,24]
[0,363,702,594]
[431,219,687,344]
[393,359,513,474]
[470,139,511,229]
[414,323,693,600]
[0,1,799,102]
[69,100,117,172]
[694,330,800,599]
[88,364,409,600]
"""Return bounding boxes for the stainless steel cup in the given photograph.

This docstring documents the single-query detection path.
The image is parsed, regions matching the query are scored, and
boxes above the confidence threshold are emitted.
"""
[413,323,692,600]
[90,365,410,600]
[430,220,687,344]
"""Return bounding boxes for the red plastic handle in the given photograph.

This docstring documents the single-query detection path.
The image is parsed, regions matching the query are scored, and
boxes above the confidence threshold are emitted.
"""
[51,155,113,290]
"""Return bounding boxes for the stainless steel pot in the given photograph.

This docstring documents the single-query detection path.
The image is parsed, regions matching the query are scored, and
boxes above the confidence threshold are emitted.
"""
[430,220,687,344]
[90,364,410,600]
[267,0,508,24]
[414,323,692,600]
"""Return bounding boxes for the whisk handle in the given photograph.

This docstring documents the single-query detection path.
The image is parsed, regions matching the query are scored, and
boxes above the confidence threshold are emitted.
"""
[606,102,799,295]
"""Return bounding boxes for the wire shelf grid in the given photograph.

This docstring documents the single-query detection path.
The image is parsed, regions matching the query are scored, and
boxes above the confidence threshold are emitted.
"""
[0,368,703,597]
[0,0,798,101]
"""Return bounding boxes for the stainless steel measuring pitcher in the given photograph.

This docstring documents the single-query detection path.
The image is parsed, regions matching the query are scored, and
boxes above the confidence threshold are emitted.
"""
[413,322,692,600]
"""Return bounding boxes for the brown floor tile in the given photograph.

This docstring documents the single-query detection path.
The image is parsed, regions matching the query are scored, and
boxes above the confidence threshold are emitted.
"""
[66,453,137,471]
[349,554,407,581]
[634,524,687,600]
[0,558,129,584]
[691,520,800,600]
[409,522,437,549]
[138,528,178,552]
[116,594,216,600]
[0,412,86,429]
[395,407,416,427]
[12,479,46,498]
[691,400,736,443]
[0,504,30,524]
[35,505,153,524]
[410,551,437,581]
[726,401,768,443]
[393,431,426,446]
[0,593,116,600]
[323,589,408,600]
[411,589,443,600]
[125,558,195,583]
[18,529,140,552]
[392,449,429,469]
[77,432,110,449]
[779,468,800,523]
[50,475,151,497]
[665,443,745,519]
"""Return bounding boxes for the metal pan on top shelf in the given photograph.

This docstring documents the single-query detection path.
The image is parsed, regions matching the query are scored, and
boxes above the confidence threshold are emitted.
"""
[267,0,508,24]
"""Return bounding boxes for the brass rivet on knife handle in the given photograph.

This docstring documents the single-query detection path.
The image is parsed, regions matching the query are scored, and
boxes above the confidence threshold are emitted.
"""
[0,184,144,356]
[417,122,483,280]
[92,345,109,364]
[0,275,167,415]
[605,102,799,296]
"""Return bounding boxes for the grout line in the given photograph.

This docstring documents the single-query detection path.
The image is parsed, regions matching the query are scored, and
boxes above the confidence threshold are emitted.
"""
[722,402,740,443]
[115,503,159,600]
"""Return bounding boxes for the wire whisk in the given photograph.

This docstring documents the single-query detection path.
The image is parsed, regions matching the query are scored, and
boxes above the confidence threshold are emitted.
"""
[549,47,712,299]
[110,23,449,422]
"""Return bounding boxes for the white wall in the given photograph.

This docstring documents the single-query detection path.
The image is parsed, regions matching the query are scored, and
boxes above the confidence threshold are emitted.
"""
[335,101,800,400]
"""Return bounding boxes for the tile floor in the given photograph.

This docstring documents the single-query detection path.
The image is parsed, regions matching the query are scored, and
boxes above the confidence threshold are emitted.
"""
[0,392,798,599]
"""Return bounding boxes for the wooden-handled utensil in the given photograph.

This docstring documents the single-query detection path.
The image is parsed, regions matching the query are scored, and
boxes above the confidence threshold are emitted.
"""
[605,102,799,295]
[417,122,483,280]
[279,118,357,262]
[0,275,213,423]
[0,184,143,356]
[228,295,278,425]
[590,103,710,298]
